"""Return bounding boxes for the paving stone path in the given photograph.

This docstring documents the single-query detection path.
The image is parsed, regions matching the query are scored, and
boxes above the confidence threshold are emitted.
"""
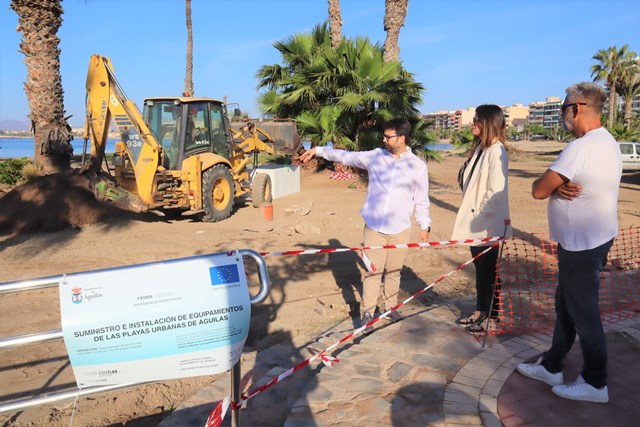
[160,305,640,427]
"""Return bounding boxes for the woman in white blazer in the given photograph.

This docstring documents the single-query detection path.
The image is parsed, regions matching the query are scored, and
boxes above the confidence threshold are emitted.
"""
[452,105,511,334]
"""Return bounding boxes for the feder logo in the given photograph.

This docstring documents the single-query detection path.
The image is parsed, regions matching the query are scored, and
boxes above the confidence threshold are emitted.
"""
[71,287,83,304]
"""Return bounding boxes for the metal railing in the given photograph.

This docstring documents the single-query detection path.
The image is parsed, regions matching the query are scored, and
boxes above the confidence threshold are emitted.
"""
[0,249,270,427]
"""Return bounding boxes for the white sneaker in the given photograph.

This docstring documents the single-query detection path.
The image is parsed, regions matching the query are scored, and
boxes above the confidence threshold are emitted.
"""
[552,375,609,403]
[569,374,586,385]
[516,357,563,386]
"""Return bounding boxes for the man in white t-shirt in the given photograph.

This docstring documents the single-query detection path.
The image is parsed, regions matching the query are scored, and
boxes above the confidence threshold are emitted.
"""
[516,82,622,403]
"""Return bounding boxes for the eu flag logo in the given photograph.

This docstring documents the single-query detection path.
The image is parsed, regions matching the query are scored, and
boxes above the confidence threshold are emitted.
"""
[209,264,240,286]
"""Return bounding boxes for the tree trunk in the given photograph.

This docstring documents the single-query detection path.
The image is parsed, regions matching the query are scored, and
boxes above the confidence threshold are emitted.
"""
[183,0,194,97]
[383,0,409,63]
[11,0,73,174]
[328,0,342,49]
[608,82,616,128]
[623,97,633,127]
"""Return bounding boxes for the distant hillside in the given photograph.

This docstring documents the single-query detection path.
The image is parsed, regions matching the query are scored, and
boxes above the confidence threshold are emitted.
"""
[0,120,31,132]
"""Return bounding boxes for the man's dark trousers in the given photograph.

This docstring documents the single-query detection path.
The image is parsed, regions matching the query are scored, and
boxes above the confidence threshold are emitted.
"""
[541,239,613,388]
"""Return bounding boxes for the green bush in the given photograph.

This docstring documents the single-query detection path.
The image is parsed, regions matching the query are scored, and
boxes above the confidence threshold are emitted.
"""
[0,158,32,185]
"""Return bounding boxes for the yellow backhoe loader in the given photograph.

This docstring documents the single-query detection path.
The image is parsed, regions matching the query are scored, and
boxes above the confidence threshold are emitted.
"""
[82,54,300,221]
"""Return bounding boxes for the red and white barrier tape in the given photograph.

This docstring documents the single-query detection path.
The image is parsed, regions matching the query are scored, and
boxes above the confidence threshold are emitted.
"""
[257,236,502,258]
[360,250,376,273]
[206,240,502,426]
[205,396,230,427]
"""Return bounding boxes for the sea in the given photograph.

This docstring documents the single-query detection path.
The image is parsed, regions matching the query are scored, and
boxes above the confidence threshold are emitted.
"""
[431,143,454,151]
[0,137,117,159]
[1,138,452,159]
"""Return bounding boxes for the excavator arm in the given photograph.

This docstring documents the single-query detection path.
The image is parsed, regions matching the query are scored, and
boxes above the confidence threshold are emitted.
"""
[231,122,275,155]
[230,119,301,157]
[83,54,162,206]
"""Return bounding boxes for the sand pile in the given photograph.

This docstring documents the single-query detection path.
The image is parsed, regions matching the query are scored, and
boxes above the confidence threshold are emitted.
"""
[0,171,122,234]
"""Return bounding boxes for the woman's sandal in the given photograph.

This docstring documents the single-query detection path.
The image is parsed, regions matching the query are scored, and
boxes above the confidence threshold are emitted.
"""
[457,310,487,326]
[466,318,500,334]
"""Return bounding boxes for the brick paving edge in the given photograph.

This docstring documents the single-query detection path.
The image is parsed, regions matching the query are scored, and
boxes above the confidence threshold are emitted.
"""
[443,316,640,427]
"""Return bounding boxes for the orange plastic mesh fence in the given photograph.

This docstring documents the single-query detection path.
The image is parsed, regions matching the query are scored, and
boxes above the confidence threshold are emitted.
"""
[494,226,640,335]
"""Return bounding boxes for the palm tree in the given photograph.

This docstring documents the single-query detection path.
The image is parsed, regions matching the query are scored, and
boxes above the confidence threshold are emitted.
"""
[327,0,342,49]
[527,124,548,141]
[410,120,440,162]
[451,128,475,150]
[256,23,431,154]
[383,0,409,63]
[183,0,194,96]
[548,124,571,142]
[591,45,631,128]
[506,126,524,141]
[10,0,73,174]
[256,24,333,118]
[616,53,640,128]
[296,105,350,147]
[608,122,640,142]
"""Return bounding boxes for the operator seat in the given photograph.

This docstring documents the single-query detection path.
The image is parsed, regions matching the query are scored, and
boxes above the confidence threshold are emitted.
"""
[211,122,227,157]
[160,123,179,169]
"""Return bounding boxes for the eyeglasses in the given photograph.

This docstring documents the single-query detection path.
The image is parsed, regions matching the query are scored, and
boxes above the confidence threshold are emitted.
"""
[383,134,401,140]
[472,117,479,125]
[561,102,587,114]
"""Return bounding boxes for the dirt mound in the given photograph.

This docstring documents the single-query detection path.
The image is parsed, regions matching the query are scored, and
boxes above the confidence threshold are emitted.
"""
[0,171,125,235]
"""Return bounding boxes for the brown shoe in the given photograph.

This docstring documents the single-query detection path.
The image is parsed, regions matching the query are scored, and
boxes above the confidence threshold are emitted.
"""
[457,310,487,326]
[386,310,402,323]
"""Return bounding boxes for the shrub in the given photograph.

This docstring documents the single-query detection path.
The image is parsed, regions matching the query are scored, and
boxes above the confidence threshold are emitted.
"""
[20,162,41,181]
[0,158,33,185]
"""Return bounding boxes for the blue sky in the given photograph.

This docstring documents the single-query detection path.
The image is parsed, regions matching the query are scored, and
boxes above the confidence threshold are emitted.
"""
[1,0,639,128]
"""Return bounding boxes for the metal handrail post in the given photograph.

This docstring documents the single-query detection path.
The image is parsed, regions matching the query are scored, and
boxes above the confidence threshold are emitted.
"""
[230,249,271,427]
[231,361,241,427]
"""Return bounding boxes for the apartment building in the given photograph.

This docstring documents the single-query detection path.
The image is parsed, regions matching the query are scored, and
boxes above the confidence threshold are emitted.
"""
[528,96,562,129]
[424,98,571,131]
[424,108,475,131]
[503,104,529,129]
[423,110,456,130]
[455,107,476,129]
[425,105,530,130]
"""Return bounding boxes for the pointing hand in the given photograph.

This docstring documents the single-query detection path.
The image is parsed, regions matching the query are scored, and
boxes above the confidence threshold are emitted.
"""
[299,147,317,164]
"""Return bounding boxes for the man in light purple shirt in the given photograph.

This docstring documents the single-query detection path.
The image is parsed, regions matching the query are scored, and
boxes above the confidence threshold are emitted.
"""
[300,118,431,331]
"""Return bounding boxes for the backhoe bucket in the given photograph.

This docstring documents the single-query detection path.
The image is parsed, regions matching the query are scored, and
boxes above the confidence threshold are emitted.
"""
[233,119,301,155]
[94,179,148,213]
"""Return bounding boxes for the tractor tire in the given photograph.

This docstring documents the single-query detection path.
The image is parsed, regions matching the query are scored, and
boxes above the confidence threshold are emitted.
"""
[202,164,234,222]
[251,173,273,208]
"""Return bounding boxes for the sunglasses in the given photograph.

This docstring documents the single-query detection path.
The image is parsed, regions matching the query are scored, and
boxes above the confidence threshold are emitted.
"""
[472,117,479,125]
[561,102,587,114]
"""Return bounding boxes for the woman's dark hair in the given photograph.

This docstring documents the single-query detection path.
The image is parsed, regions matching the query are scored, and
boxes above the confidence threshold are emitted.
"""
[474,104,508,151]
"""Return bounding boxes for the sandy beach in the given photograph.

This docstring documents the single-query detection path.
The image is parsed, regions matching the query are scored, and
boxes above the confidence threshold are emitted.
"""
[0,140,638,426]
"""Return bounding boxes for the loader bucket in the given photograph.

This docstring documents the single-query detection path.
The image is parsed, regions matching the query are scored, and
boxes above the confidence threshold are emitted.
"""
[233,119,302,155]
